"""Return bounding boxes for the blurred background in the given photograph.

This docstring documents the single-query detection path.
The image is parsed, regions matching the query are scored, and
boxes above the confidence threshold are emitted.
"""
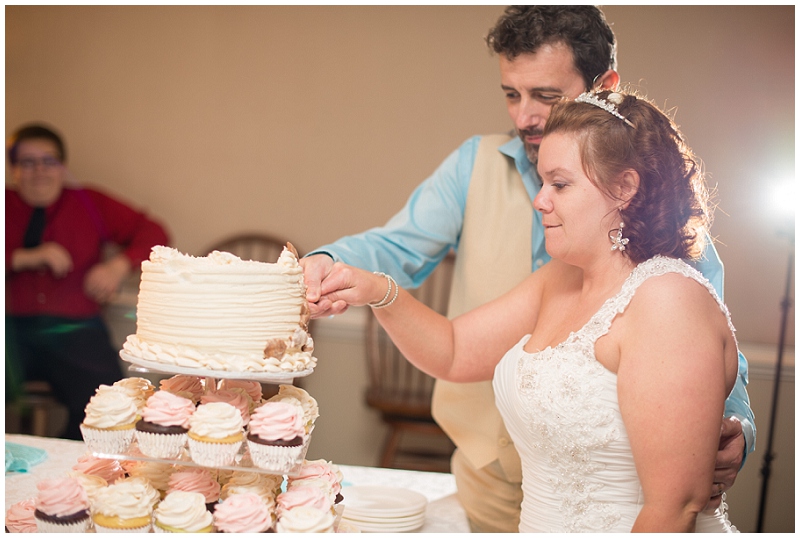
[6,5,794,532]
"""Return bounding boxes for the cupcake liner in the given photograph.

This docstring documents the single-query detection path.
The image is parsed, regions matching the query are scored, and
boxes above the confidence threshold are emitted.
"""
[93,522,153,533]
[135,430,188,459]
[153,521,214,533]
[248,440,304,473]
[34,514,91,533]
[80,424,136,455]
[333,504,345,531]
[188,438,243,467]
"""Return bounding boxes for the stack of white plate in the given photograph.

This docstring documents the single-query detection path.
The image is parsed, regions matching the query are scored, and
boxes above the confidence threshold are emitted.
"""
[340,485,428,533]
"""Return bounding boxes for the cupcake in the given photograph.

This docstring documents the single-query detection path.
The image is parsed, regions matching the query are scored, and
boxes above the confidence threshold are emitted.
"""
[247,401,305,472]
[124,460,175,495]
[136,391,194,458]
[213,493,274,533]
[290,460,344,498]
[67,472,108,505]
[153,491,214,533]
[33,477,91,533]
[80,389,139,454]
[112,377,156,411]
[6,498,37,533]
[218,379,263,403]
[92,479,156,532]
[115,477,161,508]
[167,468,221,511]
[71,453,126,484]
[276,506,335,533]
[200,389,253,426]
[187,402,244,467]
[220,471,280,506]
[159,375,206,404]
[270,385,319,434]
[276,485,333,517]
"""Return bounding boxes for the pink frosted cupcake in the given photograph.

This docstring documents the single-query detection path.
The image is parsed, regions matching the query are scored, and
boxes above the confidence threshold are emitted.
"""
[135,391,195,458]
[71,453,126,484]
[6,498,37,533]
[159,375,206,404]
[80,389,139,454]
[218,379,263,403]
[276,484,333,517]
[167,468,221,511]
[289,459,345,504]
[213,493,273,533]
[33,477,91,533]
[200,389,252,426]
[187,402,244,467]
[247,401,305,473]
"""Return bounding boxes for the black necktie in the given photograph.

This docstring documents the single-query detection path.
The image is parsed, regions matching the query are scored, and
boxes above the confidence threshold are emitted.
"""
[23,207,46,248]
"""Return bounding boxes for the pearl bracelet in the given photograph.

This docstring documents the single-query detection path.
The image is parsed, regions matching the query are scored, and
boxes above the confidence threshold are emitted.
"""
[369,272,399,309]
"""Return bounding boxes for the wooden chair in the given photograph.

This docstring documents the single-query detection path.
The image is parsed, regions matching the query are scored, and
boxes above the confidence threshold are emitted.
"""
[204,232,303,262]
[365,253,456,473]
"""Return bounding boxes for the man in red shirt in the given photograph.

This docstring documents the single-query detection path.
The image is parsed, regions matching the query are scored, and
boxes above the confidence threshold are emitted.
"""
[6,124,170,439]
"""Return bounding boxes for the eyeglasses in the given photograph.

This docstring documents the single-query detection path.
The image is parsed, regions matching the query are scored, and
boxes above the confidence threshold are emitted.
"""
[15,156,62,170]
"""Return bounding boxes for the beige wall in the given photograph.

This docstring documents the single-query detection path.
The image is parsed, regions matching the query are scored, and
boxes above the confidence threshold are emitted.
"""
[8,5,795,532]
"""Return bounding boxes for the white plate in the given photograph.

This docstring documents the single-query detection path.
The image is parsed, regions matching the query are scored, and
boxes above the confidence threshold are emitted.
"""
[341,510,426,524]
[341,517,424,533]
[120,350,315,382]
[340,486,427,518]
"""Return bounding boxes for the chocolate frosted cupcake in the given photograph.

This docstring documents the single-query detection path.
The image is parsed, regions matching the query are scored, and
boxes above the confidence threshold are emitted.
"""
[247,401,305,473]
[135,390,194,459]
[33,477,91,533]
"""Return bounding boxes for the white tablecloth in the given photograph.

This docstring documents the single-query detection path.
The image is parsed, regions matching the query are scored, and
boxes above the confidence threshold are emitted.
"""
[5,433,469,533]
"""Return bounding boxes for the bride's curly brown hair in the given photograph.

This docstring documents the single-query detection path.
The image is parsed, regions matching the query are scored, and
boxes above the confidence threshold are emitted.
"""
[543,89,712,263]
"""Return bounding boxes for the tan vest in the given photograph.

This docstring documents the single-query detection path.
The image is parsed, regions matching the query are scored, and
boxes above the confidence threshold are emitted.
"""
[431,134,533,480]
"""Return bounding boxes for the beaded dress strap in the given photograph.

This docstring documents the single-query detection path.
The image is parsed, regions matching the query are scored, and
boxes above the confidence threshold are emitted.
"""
[577,256,737,346]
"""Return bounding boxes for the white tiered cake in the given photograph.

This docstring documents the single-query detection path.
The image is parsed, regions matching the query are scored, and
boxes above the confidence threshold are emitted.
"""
[122,244,316,374]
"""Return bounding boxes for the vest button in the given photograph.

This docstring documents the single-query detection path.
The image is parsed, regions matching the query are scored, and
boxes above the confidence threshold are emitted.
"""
[535,259,544,268]
[37,293,46,304]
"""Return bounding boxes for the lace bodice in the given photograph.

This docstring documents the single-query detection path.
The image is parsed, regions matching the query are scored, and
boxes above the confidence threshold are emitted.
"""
[493,256,737,532]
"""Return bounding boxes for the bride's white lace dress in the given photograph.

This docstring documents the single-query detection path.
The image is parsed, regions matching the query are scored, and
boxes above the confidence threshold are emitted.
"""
[493,257,737,532]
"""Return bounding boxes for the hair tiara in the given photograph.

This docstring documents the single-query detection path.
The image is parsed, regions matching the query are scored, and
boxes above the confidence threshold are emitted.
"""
[575,91,635,128]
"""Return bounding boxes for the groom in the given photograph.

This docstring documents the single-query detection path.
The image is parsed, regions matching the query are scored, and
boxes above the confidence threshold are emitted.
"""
[301,6,755,532]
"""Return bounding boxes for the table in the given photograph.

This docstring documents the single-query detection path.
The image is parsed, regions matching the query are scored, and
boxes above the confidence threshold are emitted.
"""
[5,434,469,533]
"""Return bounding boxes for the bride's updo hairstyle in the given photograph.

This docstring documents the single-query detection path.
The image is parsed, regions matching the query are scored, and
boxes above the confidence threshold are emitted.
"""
[543,89,711,264]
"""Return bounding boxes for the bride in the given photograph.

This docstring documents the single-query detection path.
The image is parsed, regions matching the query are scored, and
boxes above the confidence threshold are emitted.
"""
[318,89,739,532]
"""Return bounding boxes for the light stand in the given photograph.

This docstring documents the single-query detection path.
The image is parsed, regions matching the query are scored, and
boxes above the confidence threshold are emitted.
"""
[755,231,794,533]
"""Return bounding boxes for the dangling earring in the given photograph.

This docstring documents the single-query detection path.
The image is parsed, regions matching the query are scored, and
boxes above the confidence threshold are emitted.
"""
[609,221,629,252]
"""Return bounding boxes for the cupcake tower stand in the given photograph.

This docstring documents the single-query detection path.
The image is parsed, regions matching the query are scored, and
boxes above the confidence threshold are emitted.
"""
[88,351,318,478]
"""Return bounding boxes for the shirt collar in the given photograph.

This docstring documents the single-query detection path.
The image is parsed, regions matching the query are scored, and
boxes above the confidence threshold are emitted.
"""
[498,134,534,175]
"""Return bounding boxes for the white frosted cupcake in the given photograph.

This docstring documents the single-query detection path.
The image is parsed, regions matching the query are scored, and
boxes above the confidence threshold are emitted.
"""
[220,471,280,506]
[276,506,335,533]
[247,401,305,473]
[187,402,244,467]
[200,388,253,426]
[135,390,194,459]
[80,389,139,454]
[33,477,91,533]
[92,479,156,532]
[153,491,214,533]
[112,377,156,411]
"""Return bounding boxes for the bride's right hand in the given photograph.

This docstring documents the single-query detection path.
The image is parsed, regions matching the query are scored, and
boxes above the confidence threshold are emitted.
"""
[317,262,389,312]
